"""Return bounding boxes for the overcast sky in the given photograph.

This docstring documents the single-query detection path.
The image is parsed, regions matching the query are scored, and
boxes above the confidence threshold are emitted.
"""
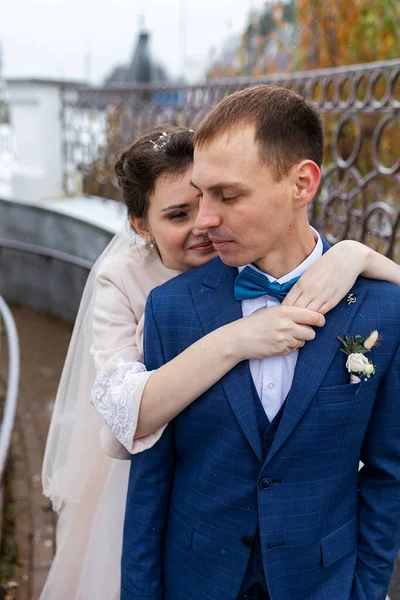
[0,0,266,83]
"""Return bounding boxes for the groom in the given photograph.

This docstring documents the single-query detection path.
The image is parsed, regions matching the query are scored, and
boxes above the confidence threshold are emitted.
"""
[121,85,400,599]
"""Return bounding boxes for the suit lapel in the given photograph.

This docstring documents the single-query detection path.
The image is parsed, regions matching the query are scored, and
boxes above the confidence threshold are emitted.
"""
[188,259,264,463]
[265,281,368,465]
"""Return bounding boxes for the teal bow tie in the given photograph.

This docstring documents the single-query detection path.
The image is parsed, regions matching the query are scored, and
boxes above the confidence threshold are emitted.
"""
[234,266,300,302]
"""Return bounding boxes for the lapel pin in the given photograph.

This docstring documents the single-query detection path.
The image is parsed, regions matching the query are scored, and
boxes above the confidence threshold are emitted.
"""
[346,293,357,306]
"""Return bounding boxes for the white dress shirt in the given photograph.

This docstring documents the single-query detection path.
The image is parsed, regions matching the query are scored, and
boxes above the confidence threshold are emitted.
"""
[240,229,323,422]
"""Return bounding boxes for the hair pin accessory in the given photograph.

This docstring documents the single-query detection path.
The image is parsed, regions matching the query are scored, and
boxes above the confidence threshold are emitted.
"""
[150,131,171,152]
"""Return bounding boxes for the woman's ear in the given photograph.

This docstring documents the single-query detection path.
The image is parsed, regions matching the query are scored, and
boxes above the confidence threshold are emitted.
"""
[129,216,150,240]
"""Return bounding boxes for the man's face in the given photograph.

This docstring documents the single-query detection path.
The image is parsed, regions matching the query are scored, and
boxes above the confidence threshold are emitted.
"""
[191,125,298,270]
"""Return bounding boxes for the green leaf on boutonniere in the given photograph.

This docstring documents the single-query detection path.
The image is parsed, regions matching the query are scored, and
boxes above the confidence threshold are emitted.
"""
[337,334,369,356]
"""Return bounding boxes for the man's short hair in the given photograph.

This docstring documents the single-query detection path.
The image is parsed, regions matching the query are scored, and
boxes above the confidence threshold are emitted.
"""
[195,85,324,181]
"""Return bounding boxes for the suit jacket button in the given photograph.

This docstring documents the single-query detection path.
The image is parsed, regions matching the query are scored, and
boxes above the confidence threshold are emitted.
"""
[259,477,272,490]
[241,536,253,549]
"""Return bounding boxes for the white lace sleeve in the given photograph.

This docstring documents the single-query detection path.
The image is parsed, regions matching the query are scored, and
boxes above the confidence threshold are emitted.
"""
[90,253,169,456]
[90,353,150,448]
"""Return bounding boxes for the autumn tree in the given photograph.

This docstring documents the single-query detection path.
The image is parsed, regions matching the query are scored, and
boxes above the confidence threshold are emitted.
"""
[206,1,296,79]
[297,0,400,69]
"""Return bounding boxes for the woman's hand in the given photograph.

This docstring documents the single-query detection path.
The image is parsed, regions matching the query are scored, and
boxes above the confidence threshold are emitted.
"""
[283,240,370,315]
[231,305,325,361]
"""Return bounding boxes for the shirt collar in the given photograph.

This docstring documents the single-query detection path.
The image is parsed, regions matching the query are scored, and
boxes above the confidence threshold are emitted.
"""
[238,227,323,284]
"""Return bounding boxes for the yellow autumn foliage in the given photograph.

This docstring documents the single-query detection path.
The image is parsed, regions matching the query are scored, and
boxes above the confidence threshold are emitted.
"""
[297,0,400,69]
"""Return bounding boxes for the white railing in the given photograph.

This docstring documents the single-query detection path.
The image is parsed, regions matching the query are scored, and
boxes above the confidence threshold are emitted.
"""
[0,295,19,547]
[0,296,19,480]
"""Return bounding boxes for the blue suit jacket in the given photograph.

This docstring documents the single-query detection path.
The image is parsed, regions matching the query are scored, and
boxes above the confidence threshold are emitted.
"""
[121,253,400,600]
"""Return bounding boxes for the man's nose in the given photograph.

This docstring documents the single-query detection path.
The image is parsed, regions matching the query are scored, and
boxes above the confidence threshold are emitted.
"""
[191,223,208,236]
[195,198,222,231]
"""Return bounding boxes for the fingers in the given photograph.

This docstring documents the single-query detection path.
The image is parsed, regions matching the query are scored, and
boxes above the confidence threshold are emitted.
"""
[282,286,303,307]
[316,301,331,315]
[281,306,325,327]
[292,323,317,342]
[302,297,329,314]
[290,287,329,312]
[289,339,306,350]
[288,291,315,309]
[283,339,305,355]
[284,277,325,309]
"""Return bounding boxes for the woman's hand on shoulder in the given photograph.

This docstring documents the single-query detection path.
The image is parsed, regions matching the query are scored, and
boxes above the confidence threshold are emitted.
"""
[283,240,370,315]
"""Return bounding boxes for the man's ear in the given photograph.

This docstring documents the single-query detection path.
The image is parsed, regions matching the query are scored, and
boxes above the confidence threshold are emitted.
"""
[293,160,321,209]
[129,216,150,240]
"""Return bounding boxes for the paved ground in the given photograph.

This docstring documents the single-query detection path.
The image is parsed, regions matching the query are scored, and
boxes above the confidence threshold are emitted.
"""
[0,305,72,600]
[0,304,399,600]
[390,555,400,600]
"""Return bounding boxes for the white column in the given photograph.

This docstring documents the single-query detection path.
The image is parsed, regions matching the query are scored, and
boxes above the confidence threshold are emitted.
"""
[0,77,15,199]
[0,123,15,199]
[7,79,64,202]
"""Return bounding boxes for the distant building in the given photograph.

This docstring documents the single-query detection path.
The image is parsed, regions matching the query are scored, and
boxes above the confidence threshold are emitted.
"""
[0,42,10,124]
[105,30,168,85]
[0,41,15,199]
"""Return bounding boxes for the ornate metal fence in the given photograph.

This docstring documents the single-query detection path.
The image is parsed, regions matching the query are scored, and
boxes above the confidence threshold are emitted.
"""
[61,58,400,260]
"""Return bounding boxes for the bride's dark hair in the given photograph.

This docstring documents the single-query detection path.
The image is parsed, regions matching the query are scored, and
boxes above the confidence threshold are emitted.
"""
[115,126,194,221]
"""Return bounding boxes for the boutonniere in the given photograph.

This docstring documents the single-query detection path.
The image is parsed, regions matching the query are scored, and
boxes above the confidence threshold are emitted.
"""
[337,330,379,394]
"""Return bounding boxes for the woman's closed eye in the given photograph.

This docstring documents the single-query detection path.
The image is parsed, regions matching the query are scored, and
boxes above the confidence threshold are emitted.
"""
[169,211,188,220]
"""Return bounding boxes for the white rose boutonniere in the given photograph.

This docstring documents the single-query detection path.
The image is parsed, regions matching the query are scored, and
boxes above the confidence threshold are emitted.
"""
[345,353,369,380]
[337,331,379,393]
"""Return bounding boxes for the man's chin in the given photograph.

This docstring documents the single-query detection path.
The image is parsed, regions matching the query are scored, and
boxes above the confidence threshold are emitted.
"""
[217,252,247,268]
[188,252,218,268]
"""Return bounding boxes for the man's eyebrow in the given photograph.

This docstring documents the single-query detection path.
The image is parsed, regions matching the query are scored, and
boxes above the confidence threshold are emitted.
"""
[161,203,189,212]
[190,180,245,192]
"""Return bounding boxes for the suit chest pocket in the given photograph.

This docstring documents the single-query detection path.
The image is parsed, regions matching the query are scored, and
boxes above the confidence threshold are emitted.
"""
[315,382,376,426]
[317,381,376,402]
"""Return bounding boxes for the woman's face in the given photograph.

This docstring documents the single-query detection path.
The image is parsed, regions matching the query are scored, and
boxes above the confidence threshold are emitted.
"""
[135,166,217,271]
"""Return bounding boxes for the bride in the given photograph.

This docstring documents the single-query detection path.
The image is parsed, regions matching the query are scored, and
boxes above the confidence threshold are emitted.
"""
[40,126,400,599]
